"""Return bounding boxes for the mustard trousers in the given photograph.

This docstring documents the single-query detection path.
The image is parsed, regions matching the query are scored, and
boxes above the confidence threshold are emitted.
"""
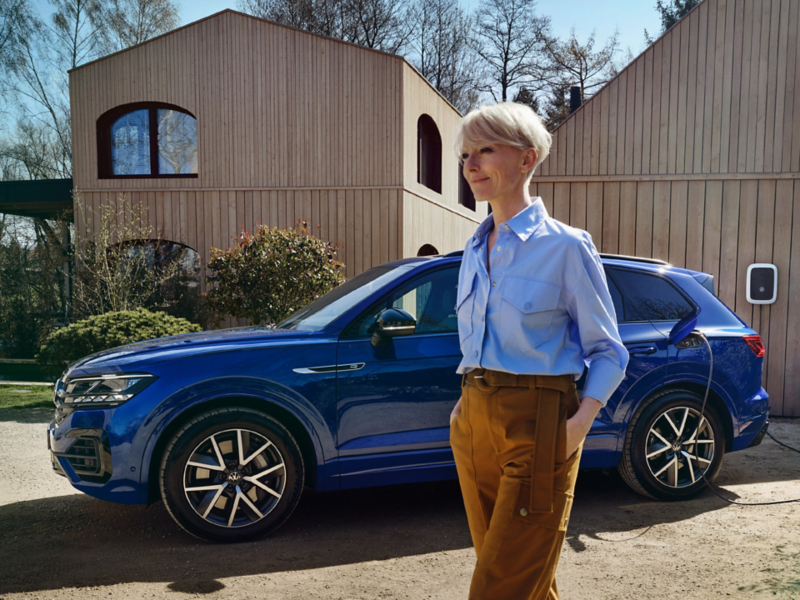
[450,369,583,600]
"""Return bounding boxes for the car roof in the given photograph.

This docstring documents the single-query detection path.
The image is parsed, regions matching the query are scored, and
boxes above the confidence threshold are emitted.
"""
[412,251,706,278]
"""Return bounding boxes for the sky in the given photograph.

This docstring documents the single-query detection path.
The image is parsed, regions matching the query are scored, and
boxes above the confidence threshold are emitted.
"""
[177,0,664,62]
[28,0,666,90]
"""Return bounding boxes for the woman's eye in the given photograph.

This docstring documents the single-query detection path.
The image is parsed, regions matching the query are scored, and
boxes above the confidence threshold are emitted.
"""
[460,153,469,160]
[480,147,493,153]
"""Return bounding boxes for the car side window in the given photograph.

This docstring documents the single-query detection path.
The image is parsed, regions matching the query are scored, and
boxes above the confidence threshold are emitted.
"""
[608,268,694,322]
[348,267,460,337]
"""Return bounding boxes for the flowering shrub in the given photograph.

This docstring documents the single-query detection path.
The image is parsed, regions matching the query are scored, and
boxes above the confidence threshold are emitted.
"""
[204,220,345,326]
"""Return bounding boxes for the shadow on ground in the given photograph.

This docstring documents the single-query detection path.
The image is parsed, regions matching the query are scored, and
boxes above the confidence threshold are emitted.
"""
[0,418,796,595]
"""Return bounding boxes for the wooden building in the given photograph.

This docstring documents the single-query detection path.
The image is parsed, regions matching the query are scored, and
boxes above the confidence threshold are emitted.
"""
[69,9,485,288]
[531,0,800,416]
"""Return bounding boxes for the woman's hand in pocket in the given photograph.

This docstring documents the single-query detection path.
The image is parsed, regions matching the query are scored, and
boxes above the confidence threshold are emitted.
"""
[566,396,603,457]
[450,396,462,425]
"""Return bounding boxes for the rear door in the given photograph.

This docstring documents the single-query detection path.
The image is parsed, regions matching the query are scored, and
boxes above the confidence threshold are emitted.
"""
[578,268,671,467]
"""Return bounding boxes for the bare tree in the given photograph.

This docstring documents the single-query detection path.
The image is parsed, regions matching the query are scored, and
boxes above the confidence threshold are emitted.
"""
[470,0,550,102]
[0,0,35,72]
[0,118,68,178]
[238,0,410,54]
[409,0,481,113]
[542,28,620,107]
[100,0,180,52]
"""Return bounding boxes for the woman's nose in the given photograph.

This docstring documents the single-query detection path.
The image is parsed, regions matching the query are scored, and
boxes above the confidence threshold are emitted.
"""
[464,153,478,170]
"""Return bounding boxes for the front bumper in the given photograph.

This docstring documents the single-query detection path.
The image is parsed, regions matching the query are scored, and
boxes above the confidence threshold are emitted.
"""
[47,375,181,505]
[48,425,113,483]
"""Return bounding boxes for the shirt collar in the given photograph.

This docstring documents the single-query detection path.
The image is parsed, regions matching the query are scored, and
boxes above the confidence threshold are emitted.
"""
[470,198,548,247]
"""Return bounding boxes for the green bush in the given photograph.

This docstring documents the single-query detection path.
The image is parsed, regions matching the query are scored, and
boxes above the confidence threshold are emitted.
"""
[205,220,345,326]
[36,308,202,368]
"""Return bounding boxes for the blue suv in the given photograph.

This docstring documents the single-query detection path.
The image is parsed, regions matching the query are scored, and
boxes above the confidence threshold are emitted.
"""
[48,253,769,541]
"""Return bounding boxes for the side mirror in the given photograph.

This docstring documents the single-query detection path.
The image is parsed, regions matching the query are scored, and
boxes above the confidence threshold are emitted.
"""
[668,306,700,346]
[371,308,416,347]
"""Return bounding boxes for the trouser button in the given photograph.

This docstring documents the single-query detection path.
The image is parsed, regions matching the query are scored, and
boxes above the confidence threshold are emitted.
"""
[519,507,528,517]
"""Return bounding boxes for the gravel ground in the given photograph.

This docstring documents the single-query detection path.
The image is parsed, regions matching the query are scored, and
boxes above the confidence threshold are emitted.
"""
[0,408,798,599]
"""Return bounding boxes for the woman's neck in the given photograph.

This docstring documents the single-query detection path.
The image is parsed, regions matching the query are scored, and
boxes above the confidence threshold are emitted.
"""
[488,190,533,227]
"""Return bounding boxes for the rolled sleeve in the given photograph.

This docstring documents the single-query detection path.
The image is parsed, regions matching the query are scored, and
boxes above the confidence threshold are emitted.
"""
[566,235,629,405]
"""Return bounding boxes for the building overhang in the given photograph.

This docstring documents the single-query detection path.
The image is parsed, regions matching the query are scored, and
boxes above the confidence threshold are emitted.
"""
[0,179,74,221]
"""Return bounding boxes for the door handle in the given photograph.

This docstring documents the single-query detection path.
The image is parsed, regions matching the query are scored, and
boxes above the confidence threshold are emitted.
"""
[628,345,657,356]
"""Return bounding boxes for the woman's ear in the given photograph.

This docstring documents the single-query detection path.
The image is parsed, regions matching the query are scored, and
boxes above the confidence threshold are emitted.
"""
[521,147,537,172]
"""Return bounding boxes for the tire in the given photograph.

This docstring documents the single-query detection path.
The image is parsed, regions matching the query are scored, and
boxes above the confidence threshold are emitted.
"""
[618,389,725,501]
[159,407,304,542]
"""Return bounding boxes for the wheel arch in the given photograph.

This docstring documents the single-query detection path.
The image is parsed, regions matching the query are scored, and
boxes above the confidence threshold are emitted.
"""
[145,395,322,505]
[619,381,734,454]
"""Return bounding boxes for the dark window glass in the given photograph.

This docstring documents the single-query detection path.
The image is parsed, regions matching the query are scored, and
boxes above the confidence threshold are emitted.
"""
[111,110,151,175]
[417,114,442,193]
[458,166,475,211]
[350,267,460,336]
[610,269,693,322]
[157,109,198,174]
[604,270,625,323]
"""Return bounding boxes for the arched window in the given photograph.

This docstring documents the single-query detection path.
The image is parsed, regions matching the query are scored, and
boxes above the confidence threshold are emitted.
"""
[417,244,439,256]
[417,114,442,193]
[97,103,198,178]
[458,166,475,211]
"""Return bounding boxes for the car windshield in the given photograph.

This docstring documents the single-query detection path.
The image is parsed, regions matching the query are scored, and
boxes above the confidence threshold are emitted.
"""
[278,263,419,331]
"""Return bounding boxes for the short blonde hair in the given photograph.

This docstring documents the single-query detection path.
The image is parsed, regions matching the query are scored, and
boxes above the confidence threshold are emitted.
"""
[456,102,552,178]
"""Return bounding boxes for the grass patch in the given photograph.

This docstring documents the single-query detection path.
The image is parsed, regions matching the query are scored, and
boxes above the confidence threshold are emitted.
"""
[0,385,55,409]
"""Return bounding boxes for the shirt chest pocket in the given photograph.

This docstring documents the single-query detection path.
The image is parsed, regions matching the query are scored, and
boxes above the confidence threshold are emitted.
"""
[499,278,561,351]
[456,272,478,343]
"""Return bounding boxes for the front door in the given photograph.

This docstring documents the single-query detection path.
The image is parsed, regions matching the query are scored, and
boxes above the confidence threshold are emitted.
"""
[335,265,462,489]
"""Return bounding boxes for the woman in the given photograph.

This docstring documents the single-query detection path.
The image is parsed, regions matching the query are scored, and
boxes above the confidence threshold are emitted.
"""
[450,102,629,599]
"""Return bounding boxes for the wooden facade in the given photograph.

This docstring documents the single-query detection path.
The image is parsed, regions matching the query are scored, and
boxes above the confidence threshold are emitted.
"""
[532,0,800,416]
[69,9,486,289]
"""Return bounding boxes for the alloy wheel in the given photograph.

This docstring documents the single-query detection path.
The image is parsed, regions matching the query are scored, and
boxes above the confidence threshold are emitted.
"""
[182,428,286,528]
[644,406,715,489]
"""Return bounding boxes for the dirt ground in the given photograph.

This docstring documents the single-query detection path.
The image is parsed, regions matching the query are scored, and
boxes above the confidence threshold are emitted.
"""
[0,408,798,600]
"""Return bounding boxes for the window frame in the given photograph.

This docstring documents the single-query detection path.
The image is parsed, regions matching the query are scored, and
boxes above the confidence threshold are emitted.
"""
[97,102,199,179]
[605,266,698,324]
[340,265,460,339]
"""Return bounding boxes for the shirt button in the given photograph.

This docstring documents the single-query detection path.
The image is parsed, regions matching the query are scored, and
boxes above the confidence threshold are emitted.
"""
[504,225,509,230]
[473,351,478,357]
[520,508,528,517]
[492,281,496,286]
[496,246,501,251]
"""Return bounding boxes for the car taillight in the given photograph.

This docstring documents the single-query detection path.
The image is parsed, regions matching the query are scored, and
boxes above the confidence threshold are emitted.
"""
[743,335,765,357]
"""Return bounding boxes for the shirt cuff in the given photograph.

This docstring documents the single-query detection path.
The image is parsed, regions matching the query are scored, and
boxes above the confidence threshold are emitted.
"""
[580,358,626,405]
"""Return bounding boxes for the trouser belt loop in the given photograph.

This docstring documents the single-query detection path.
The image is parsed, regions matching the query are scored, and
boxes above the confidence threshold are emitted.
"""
[530,385,560,513]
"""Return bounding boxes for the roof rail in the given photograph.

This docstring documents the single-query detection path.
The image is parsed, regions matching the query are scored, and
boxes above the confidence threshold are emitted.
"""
[599,253,671,266]
[444,250,670,266]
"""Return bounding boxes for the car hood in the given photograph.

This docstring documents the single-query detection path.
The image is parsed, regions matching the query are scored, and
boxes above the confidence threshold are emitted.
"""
[67,327,314,374]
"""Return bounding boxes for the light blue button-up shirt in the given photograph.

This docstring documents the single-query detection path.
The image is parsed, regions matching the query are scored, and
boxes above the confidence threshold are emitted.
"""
[456,198,629,405]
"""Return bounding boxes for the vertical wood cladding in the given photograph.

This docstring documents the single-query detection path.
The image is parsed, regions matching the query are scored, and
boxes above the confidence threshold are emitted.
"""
[71,10,403,190]
[534,0,800,178]
[530,178,800,417]
[70,9,485,289]
[531,0,800,416]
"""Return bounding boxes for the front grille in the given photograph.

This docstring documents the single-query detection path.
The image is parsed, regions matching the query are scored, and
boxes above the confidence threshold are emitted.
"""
[63,438,100,475]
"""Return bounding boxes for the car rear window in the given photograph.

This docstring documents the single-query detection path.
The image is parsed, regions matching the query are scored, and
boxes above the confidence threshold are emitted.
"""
[606,268,695,323]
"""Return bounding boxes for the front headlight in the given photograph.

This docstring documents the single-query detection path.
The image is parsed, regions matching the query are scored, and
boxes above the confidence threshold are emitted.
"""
[55,373,156,406]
